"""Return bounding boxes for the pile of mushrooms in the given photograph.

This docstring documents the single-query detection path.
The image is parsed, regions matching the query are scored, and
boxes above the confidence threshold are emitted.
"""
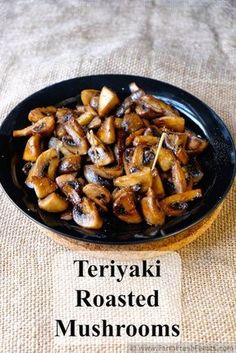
[13,83,208,229]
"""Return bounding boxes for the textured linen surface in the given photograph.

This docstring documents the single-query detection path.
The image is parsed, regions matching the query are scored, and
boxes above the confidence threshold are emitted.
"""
[0,1,235,352]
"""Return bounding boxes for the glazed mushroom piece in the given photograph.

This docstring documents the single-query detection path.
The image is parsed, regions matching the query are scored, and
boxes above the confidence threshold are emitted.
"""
[13,82,208,230]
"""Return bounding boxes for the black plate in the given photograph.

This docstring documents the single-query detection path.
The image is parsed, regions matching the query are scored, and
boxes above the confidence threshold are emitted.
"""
[0,75,235,244]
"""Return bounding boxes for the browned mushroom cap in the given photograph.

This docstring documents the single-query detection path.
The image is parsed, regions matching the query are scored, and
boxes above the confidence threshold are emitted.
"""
[25,148,59,187]
[141,189,165,225]
[113,188,142,223]
[171,160,187,193]
[122,113,144,133]
[55,173,78,188]
[114,167,152,192]
[115,89,145,117]
[31,176,57,198]
[87,130,114,166]
[81,89,100,106]
[56,173,84,204]
[64,118,89,155]
[135,103,158,119]
[186,158,204,184]
[13,116,55,137]
[58,155,81,174]
[140,95,179,117]
[153,116,185,132]
[84,165,111,188]
[98,86,120,117]
[160,189,202,217]
[23,134,42,161]
[55,108,77,123]
[186,133,208,154]
[28,106,57,122]
[38,192,69,213]
[48,137,72,156]
[97,116,116,144]
[83,183,111,211]
[73,197,103,229]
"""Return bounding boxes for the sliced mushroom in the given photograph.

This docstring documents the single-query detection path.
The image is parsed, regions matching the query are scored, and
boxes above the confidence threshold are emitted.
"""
[38,192,69,213]
[114,167,152,192]
[122,113,144,133]
[58,155,81,174]
[28,106,57,122]
[113,188,142,223]
[54,123,67,139]
[48,137,72,156]
[60,210,73,221]
[164,132,188,150]
[125,128,145,146]
[73,197,103,229]
[87,130,114,166]
[26,148,59,187]
[140,95,163,115]
[61,180,83,205]
[13,116,55,137]
[87,116,102,129]
[186,133,208,154]
[23,134,42,161]
[114,128,126,165]
[154,116,185,132]
[56,173,77,188]
[114,117,123,129]
[123,147,135,174]
[77,112,94,126]
[31,176,57,198]
[157,148,176,171]
[160,189,202,216]
[135,103,158,119]
[64,118,89,155]
[83,183,111,211]
[141,189,165,225]
[81,89,100,106]
[172,160,187,193]
[152,169,165,199]
[175,148,189,165]
[83,165,111,188]
[98,86,120,117]
[133,135,159,146]
[97,116,116,144]
[187,158,204,183]
[56,108,76,123]
[115,89,145,117]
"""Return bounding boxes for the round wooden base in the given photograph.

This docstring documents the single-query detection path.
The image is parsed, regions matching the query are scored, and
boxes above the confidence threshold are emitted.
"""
[44,204,223,252]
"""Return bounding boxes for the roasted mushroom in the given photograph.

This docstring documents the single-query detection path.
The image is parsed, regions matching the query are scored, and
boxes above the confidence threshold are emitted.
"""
[28,106,56,122]
[58,155,81,174]
[31,176,57,198]
[23,134,42,161]
[73,197,103,229]
[83,183,111,211]
[160,189,202,216]
[113,188,142,223]
[98,86,120,117]
[38,192,69,213]
[64,118,88,155]
[122,113,144,133]
[87,130,114,166]
[13,116,55,137]
[141,189,165,225]
[114,167,152,192]
[97,116,116,144]
[171,160,187,193]
[154,116,185,132]
[81,89,100,106]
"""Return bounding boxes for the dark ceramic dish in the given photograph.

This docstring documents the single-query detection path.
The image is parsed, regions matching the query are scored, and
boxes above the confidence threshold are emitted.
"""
[0,75,235,244]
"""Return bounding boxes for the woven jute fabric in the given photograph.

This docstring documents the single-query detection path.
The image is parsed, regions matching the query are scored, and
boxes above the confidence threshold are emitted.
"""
[0,1,235,352]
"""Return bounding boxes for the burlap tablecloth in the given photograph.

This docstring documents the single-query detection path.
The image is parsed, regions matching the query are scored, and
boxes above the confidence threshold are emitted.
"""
[0,1,235,352]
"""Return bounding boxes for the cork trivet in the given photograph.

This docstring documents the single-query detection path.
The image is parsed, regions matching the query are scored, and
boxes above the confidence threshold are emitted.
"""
[43,204,223,252]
